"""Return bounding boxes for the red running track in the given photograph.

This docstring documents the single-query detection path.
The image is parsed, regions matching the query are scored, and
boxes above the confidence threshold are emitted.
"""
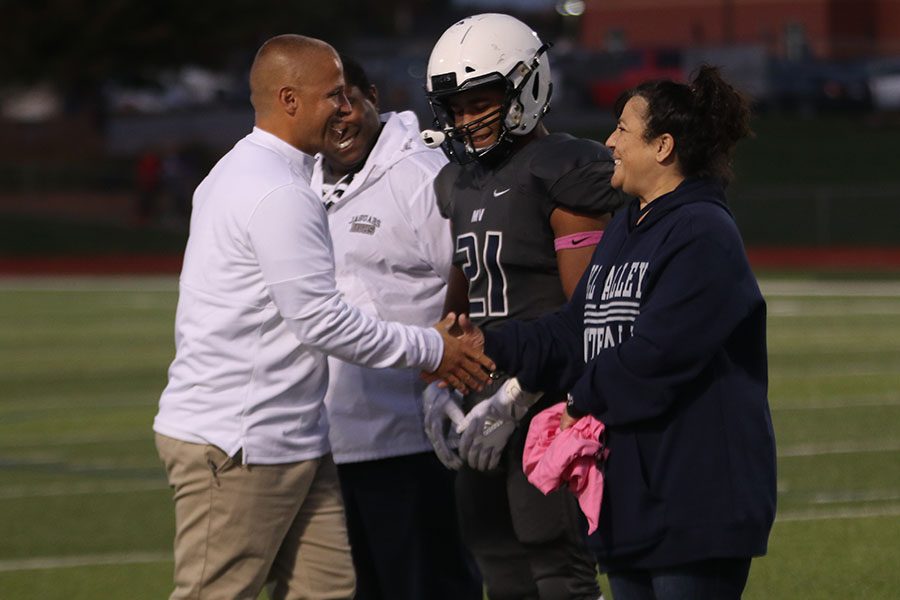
[1,248,900,275]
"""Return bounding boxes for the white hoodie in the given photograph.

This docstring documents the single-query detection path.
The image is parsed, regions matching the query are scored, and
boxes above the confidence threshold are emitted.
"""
[155,127,443,465]
[311,111,452,463]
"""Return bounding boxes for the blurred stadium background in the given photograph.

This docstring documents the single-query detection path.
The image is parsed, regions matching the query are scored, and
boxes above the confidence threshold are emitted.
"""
[1,0,898,598]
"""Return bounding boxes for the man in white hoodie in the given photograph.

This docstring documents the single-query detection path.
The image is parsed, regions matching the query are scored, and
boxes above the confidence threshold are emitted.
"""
[154,37,492,600]
[310,55,482,600]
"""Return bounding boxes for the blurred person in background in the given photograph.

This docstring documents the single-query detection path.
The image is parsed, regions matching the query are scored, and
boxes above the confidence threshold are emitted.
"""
[135,146,162,225]
[422,13,625,600]
[153,34,493,600]
[309,54,481,600]
[471,66,777,600]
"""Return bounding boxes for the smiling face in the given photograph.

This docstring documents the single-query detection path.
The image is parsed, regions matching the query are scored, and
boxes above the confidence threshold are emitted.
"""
[446,84,506,151]
[324,84,381,175]
[292,50,351,155]
[605,95,659,200]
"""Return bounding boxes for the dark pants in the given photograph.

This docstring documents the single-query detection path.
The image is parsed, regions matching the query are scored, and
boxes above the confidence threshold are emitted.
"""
[336,452,482,600]
[608,558,752,600]
[455,417,601,600]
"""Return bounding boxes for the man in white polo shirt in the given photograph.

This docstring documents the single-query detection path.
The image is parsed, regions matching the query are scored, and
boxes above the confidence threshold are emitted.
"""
[153,35,493,600]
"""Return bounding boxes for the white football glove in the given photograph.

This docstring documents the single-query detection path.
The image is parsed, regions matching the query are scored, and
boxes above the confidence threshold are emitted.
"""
[456,378,543,472]
[423,382,466,470]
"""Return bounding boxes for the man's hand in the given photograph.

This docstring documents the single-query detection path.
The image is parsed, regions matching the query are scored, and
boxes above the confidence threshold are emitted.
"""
[422,382,465,470]
[455,313,485,353]
[427,313,494,394]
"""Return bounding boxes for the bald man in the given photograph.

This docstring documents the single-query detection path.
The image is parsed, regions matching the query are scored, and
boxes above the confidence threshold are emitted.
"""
[154,35,492,600]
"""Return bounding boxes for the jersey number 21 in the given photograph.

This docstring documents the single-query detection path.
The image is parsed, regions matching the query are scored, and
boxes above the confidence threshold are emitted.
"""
[456,231,508,317]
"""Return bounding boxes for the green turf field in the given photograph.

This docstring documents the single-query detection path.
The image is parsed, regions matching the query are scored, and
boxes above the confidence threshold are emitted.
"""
[0,276,898,599]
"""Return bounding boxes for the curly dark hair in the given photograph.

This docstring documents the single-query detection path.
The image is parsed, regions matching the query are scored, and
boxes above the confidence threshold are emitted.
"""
[613,65,752,184]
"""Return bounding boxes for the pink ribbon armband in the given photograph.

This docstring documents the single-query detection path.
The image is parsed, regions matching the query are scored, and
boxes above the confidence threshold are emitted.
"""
[554,230,603,251]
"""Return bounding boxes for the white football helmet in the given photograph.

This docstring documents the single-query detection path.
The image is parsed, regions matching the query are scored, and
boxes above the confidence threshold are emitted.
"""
[424,13,552,162]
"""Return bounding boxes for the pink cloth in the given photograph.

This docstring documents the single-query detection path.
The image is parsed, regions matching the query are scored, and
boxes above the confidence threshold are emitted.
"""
[522,402,608,534]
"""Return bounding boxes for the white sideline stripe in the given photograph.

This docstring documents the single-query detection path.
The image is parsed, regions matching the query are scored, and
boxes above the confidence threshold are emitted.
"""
[0,398,155,413]
[1,277,896,296]
[0,432,150,448]
[771,367,890,378]
[760,280,900,297]
[768,303,900,317]
[0,276,178,292]
[773,396,900,410]
[776,504,900,523]
[3,511,897,573]
[778,440,900,457]
[0,551,172,573]
[807,490,900,504]
[0,480,168,499]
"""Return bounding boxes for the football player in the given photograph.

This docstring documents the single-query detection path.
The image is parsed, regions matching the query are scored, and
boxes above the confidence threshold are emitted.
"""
[421,13,626,600]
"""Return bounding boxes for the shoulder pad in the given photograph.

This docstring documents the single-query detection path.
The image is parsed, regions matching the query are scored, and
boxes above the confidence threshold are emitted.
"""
[528,135,613,183]
[529,135,625,215]
[434,162,462,219]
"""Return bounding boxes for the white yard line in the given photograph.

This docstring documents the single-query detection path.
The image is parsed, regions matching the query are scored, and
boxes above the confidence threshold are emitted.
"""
[772,395,900,410]
[0,276,178,292]
[806,490,900,505]
[0,397,156,412]
[0,480,167,499]
[760,279,900,297]
[0,432,150,448]
[778,440,900,457]
[2,507,897,573]
[0,551,172,573]
[2,277,897,296]
[776,504,900,523]
[768,302,900,317]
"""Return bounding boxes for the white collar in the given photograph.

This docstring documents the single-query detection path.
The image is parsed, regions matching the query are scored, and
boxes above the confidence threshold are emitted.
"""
[249,126,315,179]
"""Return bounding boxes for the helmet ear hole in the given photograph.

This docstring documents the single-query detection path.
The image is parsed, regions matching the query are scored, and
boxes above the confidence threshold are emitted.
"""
[531,73,541,101]
[506,101,523,128]
[465,66,476,73]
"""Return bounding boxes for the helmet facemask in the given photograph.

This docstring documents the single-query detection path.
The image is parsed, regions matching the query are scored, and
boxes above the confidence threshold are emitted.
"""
[428,77,512,164]
[426,40,552,165]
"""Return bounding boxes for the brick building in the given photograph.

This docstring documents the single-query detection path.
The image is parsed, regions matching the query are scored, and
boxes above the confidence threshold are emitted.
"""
[580,0,900,59]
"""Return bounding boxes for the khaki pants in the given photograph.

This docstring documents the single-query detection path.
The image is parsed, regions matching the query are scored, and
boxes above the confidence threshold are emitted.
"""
[156,433,355,600]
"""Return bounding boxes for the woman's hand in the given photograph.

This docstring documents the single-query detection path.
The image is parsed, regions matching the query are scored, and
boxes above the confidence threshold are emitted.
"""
[559,409,580,431]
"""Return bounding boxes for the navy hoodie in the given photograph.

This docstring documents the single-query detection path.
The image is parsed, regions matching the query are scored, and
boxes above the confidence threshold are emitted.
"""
[484,178,776,571]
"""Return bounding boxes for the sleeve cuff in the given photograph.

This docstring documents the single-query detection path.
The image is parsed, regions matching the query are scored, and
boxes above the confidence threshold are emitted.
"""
[569,377,602,417]
[421,327,444,373]
[483,330,503,367]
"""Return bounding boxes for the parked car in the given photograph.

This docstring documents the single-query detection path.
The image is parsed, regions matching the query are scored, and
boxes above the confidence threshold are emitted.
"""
[588,48,684,108]
[867,57,900,111]
[763,59,871,113]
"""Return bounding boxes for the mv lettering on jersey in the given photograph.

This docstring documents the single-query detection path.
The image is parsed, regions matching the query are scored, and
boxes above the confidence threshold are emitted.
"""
[584,261,649,361]
[471,208,485,223]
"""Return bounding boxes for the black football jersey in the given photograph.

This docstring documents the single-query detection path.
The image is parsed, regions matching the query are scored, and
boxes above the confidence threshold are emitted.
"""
[435,132,625,332]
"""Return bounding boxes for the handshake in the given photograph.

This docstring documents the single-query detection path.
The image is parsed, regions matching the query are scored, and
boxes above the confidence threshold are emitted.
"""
[423,312,542,471]
[422,376,542,472]
[425,312,494,395]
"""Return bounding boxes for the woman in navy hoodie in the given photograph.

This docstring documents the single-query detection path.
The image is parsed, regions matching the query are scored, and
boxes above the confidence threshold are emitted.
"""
[469,66,776,599]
